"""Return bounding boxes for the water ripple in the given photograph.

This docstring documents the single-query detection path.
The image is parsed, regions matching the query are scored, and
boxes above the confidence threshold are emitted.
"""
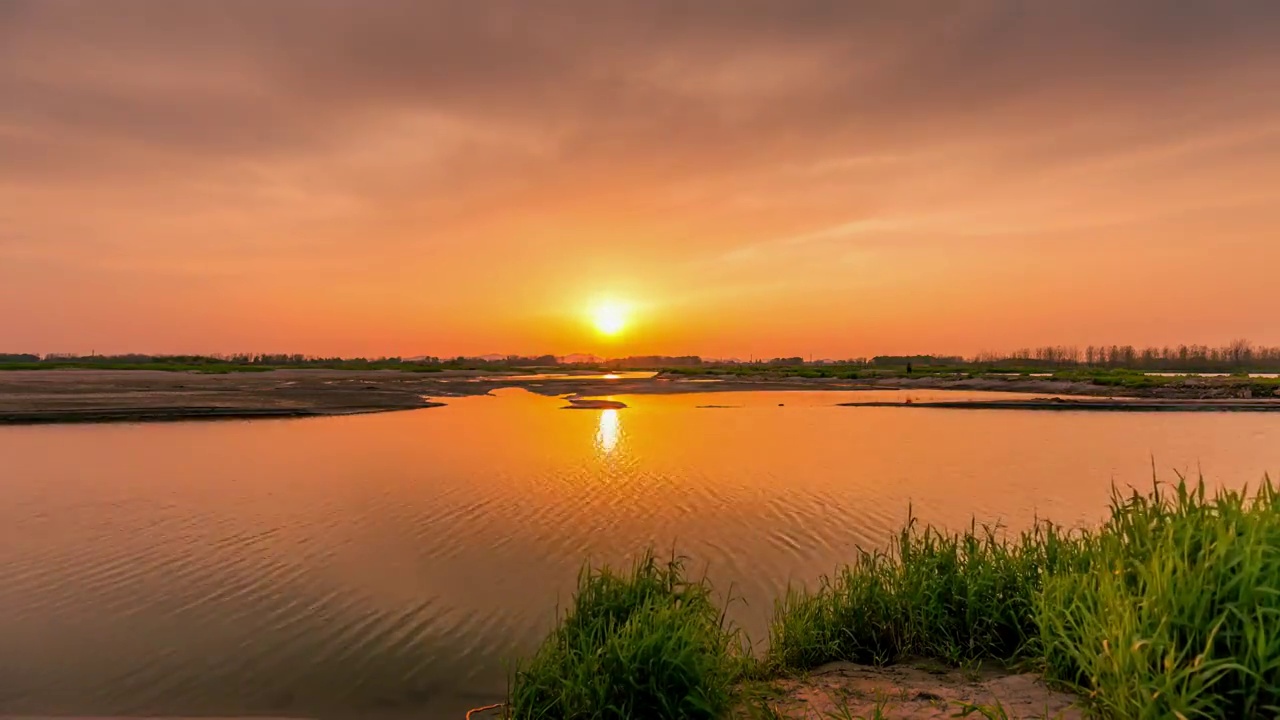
[1,392,1272,718]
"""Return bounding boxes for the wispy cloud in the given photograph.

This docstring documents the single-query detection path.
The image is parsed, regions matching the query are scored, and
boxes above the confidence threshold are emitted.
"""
[2,0,1279,354]
[720,217,929,263]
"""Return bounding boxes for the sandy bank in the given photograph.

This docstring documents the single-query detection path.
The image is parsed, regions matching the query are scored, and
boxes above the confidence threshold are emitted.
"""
[746,661,1080,719]
[0,369,443,424]
[463,662,1082,720]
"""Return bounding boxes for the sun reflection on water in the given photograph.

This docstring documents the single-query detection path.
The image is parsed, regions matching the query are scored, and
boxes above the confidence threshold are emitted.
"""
[595,408,620,454]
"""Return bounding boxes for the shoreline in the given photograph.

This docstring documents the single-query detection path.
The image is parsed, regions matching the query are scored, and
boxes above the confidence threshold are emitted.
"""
[0,369,446,426]
[0,404,446,425]
[1,368,1277,425]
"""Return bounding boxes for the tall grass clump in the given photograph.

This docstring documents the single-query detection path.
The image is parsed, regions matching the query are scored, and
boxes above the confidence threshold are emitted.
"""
[508,551,745,719]
[767,515,1090,669]
[1038,479,1280,719]
[767,475,1279,719]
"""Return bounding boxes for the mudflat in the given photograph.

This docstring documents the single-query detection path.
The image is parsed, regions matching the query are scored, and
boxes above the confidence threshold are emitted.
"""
[0,369,444,424]
[2,369,1277,425]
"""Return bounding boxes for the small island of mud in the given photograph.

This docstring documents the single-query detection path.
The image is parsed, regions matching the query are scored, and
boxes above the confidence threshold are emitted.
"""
[561,398,628,410]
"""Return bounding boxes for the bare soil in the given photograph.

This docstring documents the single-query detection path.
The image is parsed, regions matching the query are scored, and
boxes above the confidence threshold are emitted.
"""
[0,369,442,424]
[741,661,1082,720]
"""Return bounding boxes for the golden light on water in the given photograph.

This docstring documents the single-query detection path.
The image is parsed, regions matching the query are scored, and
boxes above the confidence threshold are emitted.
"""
[596,408,620,454]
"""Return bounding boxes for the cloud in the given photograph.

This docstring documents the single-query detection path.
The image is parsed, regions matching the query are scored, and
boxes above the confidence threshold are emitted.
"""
[6,1,1278,180]
[2,0,1279,353]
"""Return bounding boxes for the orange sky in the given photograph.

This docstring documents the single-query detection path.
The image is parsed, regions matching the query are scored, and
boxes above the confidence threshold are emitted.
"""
[3,1,1279,359]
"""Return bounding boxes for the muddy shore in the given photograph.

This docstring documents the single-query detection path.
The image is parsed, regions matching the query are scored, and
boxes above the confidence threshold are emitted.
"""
[0,369,445,424]
[746,661,1081,720]
[1,369,1277,425]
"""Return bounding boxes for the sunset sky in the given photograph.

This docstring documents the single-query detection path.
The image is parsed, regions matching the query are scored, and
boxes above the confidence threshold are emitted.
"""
[3,1,1279,359]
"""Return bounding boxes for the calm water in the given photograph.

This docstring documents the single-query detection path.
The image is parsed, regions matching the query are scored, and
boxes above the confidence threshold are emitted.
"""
[2,389,1278,718]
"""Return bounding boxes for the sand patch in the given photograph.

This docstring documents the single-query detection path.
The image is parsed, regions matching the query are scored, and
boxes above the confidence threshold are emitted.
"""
[739,662,1081,719]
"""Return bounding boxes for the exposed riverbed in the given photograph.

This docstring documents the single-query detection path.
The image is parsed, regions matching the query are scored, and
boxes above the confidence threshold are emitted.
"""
[2,368,1276,424]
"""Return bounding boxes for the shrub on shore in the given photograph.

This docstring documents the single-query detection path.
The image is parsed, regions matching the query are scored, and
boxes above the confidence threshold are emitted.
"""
[505,477,1278,719]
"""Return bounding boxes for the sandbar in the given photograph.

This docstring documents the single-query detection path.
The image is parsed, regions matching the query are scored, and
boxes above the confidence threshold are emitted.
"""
[2,369,1277,425]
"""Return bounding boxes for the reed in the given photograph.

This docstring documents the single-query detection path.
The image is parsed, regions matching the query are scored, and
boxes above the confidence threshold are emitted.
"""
[1038,480,1279,719]
[508,551,747,719]
[767,515,1089,669]
[505,477,1279,719]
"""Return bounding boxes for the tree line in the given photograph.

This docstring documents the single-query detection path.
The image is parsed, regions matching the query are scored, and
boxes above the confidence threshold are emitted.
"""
[4,340,1279,372]
[969,340,1280,371]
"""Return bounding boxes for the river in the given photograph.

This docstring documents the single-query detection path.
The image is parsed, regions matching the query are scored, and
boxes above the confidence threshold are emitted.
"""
[1,388,1277,718]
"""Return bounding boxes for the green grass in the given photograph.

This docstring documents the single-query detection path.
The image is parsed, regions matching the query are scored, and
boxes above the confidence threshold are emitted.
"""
[659,364,1280,396]
[768,477,1279,719]
[1050,369,1280,395]
[508,552,749,720]
[506,477,1278,719]
[1038,481,1280,719]
[1050,368,1168,388]
[659,365,957,381]
[766,515,1088,669]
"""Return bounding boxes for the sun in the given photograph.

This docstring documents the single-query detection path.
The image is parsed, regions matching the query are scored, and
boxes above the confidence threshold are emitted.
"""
[591,301,628,336]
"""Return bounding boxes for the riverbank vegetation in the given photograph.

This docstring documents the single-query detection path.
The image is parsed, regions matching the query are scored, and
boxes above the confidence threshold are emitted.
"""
[664,341,1280,375]
[504,477,1278,719]
[663,366,1280,400]
[0,353,523,373]
[6,340,1280,376]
